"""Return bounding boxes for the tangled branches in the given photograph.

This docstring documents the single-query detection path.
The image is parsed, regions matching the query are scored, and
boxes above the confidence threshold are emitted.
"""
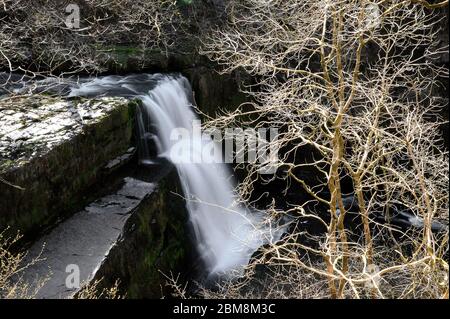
[0,0,186,80]
[201,0,449,299]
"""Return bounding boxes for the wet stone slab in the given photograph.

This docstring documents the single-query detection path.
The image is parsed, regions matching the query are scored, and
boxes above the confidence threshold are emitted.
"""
[20,177,155,299]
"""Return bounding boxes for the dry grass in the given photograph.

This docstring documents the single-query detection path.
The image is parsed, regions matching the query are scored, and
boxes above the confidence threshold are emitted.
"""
[0,229,123,299]
[75,279,123,299]
[0,229,47,299]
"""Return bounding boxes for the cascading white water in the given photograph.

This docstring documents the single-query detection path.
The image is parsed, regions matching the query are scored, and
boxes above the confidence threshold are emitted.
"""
[69,74,282,275]
[140,77,278,275]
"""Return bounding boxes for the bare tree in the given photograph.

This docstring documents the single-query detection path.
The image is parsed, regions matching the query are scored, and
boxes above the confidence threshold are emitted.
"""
[201,0,449,299]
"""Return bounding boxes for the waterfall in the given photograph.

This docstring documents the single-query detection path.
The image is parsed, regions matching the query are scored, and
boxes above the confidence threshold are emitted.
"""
[69,74,282,275]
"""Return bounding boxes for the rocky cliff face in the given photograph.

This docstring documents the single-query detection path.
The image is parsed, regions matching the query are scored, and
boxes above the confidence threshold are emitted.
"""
[0,92,192,298]
[0,95,136,237]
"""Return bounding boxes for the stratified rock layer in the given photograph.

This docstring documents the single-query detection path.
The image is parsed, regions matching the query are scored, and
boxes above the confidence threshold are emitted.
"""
[0,95,136,236]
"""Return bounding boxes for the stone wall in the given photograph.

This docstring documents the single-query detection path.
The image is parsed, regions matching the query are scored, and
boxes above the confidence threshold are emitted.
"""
[0,95,137,237]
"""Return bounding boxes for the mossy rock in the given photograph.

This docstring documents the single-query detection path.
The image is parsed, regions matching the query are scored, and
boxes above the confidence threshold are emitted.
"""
[0,97,137,238]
